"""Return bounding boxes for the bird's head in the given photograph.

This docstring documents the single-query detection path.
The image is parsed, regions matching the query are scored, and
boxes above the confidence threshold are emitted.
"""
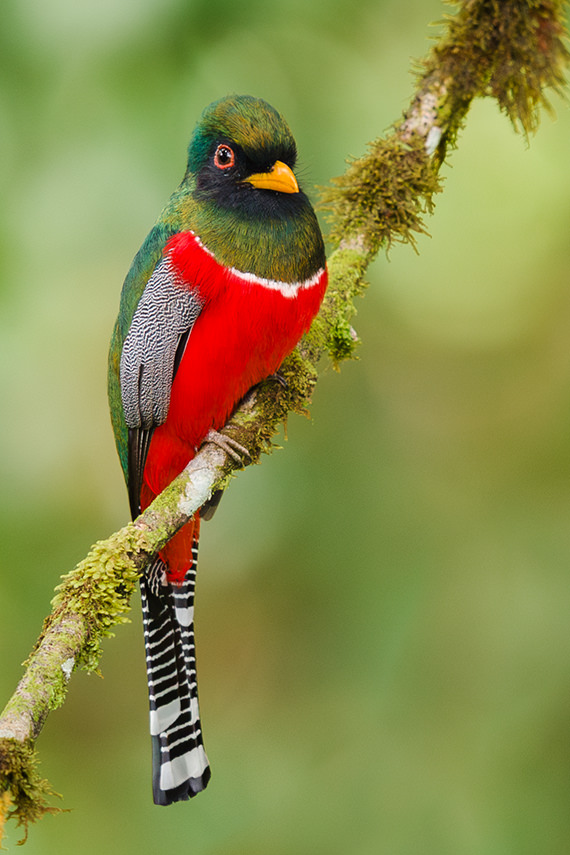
[186,95,302,210]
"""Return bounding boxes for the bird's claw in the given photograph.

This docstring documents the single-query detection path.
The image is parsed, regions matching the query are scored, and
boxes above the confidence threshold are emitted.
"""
[266,372,288,389]
[204,429,250,465]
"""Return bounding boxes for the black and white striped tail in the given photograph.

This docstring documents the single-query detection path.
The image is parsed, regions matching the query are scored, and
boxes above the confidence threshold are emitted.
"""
[141,544,211,805]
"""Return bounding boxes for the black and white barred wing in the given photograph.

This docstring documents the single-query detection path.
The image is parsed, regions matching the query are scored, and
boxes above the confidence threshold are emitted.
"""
[119,255,202,516]
[142,550,210,805]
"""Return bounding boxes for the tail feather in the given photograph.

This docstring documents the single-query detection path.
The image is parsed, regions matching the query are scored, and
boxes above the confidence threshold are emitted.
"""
[141,543,211,805]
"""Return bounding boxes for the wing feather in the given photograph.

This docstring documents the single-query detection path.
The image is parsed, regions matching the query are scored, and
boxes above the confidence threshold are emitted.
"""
[120,255,202,516]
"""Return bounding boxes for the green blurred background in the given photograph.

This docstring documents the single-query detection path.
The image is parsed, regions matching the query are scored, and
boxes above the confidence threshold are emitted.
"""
[2,0,570,852]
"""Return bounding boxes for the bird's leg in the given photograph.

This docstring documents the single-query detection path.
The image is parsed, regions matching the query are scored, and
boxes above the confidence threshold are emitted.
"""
[204,429,251,465]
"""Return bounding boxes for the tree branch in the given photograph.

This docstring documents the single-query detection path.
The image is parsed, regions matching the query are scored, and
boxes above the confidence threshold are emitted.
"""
[1,0,567,840]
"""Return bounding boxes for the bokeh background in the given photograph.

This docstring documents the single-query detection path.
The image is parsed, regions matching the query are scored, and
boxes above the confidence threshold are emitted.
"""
[1,0,570,852]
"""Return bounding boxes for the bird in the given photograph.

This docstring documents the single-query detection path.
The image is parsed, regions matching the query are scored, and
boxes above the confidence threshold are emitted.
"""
[108,95,327,805]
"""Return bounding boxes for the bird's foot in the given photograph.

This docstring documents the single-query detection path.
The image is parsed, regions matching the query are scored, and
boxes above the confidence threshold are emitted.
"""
[204,429,250,465]
[266,372,288,389]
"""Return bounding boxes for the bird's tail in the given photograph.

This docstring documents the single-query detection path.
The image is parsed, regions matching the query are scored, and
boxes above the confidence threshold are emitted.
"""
[140,520,211,805]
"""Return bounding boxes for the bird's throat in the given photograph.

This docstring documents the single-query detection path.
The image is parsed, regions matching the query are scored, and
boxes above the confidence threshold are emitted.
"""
[190,198,325,284]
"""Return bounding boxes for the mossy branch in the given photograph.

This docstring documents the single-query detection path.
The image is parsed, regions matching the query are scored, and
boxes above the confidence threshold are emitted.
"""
[1,0,567,842]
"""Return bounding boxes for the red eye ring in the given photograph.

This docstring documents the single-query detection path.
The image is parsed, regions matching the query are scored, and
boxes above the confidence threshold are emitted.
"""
[214,144,235,169]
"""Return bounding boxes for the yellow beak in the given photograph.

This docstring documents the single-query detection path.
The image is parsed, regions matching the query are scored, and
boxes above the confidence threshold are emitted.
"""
[245,160,299,194]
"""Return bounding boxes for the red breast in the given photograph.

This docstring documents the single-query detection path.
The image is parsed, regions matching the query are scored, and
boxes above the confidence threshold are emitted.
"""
[142,231,327,499]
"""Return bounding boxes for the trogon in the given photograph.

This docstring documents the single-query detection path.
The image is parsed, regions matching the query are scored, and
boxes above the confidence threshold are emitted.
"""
[108,95,327,805]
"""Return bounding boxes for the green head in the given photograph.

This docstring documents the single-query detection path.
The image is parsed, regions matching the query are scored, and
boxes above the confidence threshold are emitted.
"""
[187,94,297,178]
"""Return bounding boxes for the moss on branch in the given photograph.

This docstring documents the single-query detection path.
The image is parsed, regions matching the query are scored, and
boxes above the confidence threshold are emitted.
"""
[0,740,60,841]
[430,0,569,136]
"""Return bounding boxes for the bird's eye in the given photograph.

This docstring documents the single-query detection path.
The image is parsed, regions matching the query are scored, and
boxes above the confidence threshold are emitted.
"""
[214,145,235,169]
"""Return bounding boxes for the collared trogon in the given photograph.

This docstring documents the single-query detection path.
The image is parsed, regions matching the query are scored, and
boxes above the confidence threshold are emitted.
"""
[108,95,327,805]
